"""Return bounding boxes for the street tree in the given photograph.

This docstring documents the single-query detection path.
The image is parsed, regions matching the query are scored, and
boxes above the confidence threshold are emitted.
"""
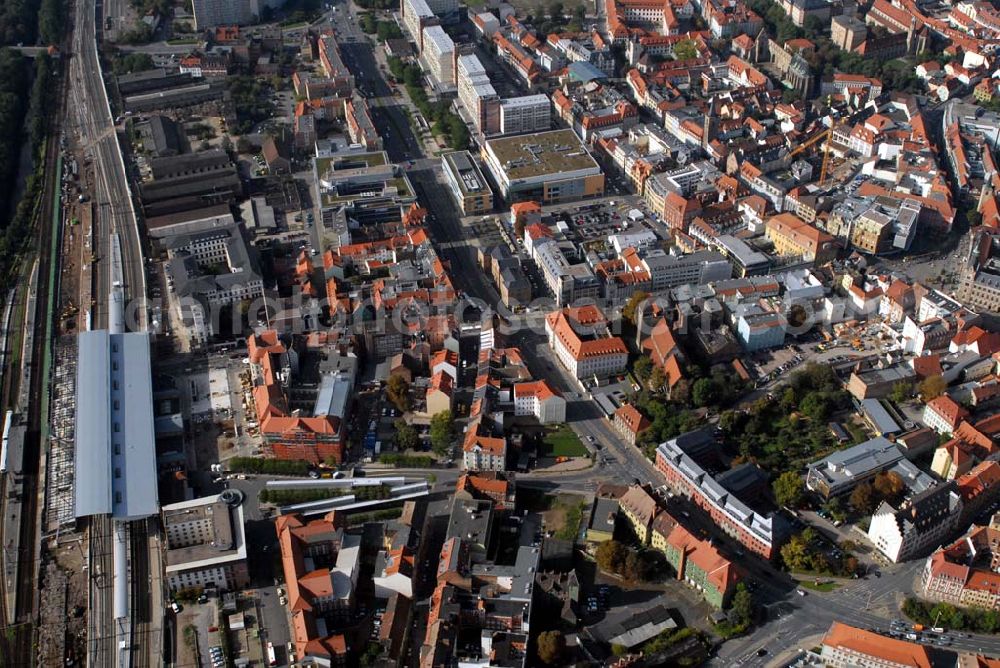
[537,631,566,665]
[728,584,753,628]
[595,540,628,574]
[772,471,805,508]
[387,374,411,412]
[918,375,947,401]
[849,481,875,514]
[395,420,419,450]
[633,356,653,382]
[429,410,454,456]
[622,290,650,325]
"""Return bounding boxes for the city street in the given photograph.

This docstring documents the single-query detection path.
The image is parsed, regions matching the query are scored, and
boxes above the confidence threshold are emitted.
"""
[309,17,1000,666]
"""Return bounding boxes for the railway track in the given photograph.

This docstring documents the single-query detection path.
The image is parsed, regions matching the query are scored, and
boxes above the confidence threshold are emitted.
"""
[0,86,66,668]
[130,519,152,668]
[87,514,114,668]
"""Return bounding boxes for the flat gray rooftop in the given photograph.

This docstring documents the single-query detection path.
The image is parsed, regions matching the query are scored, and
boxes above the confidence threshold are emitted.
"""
[74,330,159,520]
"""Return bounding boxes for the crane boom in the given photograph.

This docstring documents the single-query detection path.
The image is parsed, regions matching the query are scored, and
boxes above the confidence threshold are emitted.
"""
[787,127,834,185]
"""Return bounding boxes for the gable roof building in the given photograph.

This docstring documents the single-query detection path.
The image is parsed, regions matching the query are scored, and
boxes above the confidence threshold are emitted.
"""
[820,622,938,668]
[545,305,628,379]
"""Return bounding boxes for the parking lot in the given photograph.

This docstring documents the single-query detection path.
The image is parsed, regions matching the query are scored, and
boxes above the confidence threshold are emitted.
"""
[547,199,659,244]
[749,346,806,385]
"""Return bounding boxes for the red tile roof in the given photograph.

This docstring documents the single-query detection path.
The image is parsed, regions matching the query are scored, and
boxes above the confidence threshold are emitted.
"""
[926,395,969,430]
[822,622,933,667]
[546,307,628,361]
[666,524,741,593]
[615,404,651,436]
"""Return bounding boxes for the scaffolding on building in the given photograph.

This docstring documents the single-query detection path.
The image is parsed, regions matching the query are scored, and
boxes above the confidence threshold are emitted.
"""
[44,336,78,536]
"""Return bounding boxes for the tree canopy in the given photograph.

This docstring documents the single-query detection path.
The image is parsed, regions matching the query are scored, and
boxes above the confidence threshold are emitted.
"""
[387,374,411,412]
[430,410,454,456]
[537,631,566,665]
[772,471,805,508]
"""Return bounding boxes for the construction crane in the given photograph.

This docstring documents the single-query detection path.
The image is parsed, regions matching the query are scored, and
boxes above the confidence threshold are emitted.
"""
[787,127,834,185]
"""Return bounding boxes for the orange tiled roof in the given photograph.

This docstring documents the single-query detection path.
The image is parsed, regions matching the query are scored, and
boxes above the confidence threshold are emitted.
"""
[615,404,651,435]
[926,395,969,429]
[957,460,1000,503]
[463,430,506,455]
[666,524,741,592]
[513,380,560,402]
[822,622,934,667]
[546,307,628,361]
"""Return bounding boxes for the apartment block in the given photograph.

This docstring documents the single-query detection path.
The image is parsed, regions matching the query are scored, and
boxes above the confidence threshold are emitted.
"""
[513,381,566,424]
[663,524,742,609]
[499,95,551,135]
[456,54,500,135]
[422,25,456,86]
[441,151,493,215]
[401,0,437,49]
[819,623,934,668]
[656,430,781,559]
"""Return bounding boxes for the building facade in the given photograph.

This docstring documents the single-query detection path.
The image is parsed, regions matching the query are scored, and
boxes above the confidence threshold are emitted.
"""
[442,151,494,215]
[499,95,551,135]
[422,26,456,85]
[163,494,249,592]
[656,432,780,559]
[545,305,628,379]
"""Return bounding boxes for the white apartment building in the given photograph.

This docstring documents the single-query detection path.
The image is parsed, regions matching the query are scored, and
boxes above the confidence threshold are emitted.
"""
[401,0,436,49]
[422,25,455,85]
[820,623,933,667]
[622,4,665,25]
[463,435,507,471]
[163,494,249,592]
[423,0,459,19]
[867,484,962,563]
[457,54,500,134]
[533,239,602,306]
[512,381,566,424]
[922,396,968,434]
[639,249,732,292]
[499,95,551,135]
[193,0,279,28]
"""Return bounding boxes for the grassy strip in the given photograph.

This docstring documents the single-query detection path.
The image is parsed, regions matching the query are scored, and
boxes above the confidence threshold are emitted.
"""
[797,579,841,592]
[260,485,390,505]
[377,453,435,468]
[39,149,60,446]
[344,507,403,526]
[556,500,586,542]
[543,426,588,457]
[228,457,313,476]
